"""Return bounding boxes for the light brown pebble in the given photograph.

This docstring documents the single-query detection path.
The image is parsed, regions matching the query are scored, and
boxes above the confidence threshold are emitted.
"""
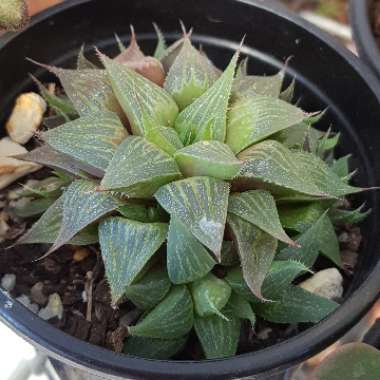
[73,248,91,262]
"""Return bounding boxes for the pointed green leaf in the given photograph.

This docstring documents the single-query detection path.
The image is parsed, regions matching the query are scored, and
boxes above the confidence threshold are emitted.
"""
[174,141,242,180]
[15,145,103,178]
[280,79,296,103]
[293,151,363,198]
[194,312,240,359]
[77,45,97,70]
[237,140,330,198]
[319,216,342,267]
[16,196,98,246]
[31,75,76,119]
[313,343,380,380]
[145,126,184,155]
[164,37,219,110]
[331,155,351,179]
[128,285,193,339]
[12,197,56,218]
[226,95,307,154]
[124,336,186,359]
[227,213,277,299]
[279,202,325,233]
[167,217,216,284]
[49,180,121,253]
[117,203,168,223]
[48,66,123,117]
[101,136,182,197]
[220,241,239,267]
[255,285,338,323]
[228,190,295,246]
[124,267,171,310]
[153,23,167,60]
[114,34,126,53]
[175,51,239,144]
[99,53,178,135]
[160,36,185,72]
[43,112,128,171]
[225,260,309,303]
[155,176,230,259]
[233,69,284,99]
[191,273,231,319]
[99,217,168,305]
[329,204,371,225]
[278,212,329,267]
[228,292,256,326]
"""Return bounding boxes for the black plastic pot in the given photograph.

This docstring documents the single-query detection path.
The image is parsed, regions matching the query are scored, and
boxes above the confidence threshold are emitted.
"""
[1,0,380,379]
[350,0,380,79]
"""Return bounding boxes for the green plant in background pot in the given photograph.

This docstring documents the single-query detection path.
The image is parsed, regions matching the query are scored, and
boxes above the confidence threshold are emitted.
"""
[6,24,370,360]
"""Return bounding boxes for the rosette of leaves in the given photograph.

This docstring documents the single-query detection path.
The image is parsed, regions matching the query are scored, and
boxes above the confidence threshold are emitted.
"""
[15,25,370,360]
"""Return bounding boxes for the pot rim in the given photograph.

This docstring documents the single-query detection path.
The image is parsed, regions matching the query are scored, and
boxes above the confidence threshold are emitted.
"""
[349,0,380,78]
[1,1,380,379]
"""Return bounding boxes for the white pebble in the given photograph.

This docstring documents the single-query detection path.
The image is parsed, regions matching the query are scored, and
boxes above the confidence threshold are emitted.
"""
[6,92,47,144]
[299,268,343,300]
[0,137,41,190]
[1,274,16,292]
[38,293,63,320]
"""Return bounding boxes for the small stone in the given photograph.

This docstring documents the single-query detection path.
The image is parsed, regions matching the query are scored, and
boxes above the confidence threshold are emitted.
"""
[0,138,41,190]
[73,247,91,262]
[347,227,362,252]
[257,327,272,340]
[338,232,349,243]
[341,250,358,274]
[6,92,47,145]
[299,268,343,300]
[119,309,141,328]
[30,282,48,305]
[38,293,63,320]
[1,274,16,292]
[16,294,39,314]
[81,290,88,303]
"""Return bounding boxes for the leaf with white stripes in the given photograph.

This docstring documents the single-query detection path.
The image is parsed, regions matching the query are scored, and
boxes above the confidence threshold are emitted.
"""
[43,112,128,171]
[225,260,309,303]
[47,180,121,255]
[233,69,285,99]
[99,52,178,135]
[153,23,167,60]
[101,136,182,198]
[278,212,330,267]
[226,95,307,154]
[128,285,193,339]
[228,292,256,327]
[155,176,230,259]
[194,312,241,359]
[48,66,123,117]
[191,273,231,319]
[227,213,277,300]
[175,51,239,144]
[293,151,363,198]
[123,336,187,359]
[237,140,328,198]
[167,217,216,284]
[99,217,168,305]
[254,285,338,323]
[164,36,219,110]
[145,126,184,155]
[15,145,103,178]
[174,141,242,180]
[228,190,295,246]
[16,196,98,246]
[124,267,171,310]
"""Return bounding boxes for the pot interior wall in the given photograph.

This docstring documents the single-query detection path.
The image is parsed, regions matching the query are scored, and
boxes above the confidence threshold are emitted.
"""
[0,0,380,378]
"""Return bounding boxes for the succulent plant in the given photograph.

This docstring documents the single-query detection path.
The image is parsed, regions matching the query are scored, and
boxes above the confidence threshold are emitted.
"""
[14,25,370,360]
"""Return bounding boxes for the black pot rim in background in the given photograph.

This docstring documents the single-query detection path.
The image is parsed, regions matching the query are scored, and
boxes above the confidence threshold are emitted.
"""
[349,0,380,79]
[1,1,380,379]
